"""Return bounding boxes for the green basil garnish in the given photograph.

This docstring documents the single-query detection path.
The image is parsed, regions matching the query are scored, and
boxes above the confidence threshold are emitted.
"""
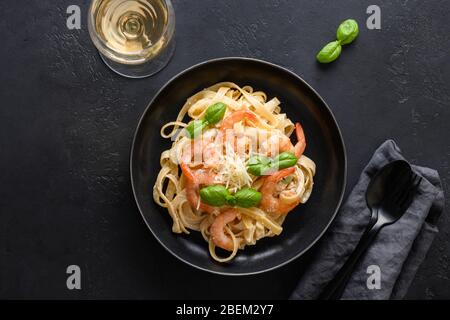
[247,152,298,176]
[185,119,208,139]
[234,188,262,208]
[336,19,359,45]
[204,102,227,125]
[226,195,237,206]
[316,40,342,64]
[199,186,261,208]
[247,155,272,176]
[185,102,227,139]
[272,152,298,170]
[200,185,232,207]
[316,19,359,64]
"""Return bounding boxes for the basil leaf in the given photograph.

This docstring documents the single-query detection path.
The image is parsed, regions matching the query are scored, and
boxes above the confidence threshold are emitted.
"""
[225,194,237,206]
[200,185,262,208]
[247,155,272,176]
[316,40,342,64]
[248,155,271,166]
[200,185,232,207]
[272,152,298,170]
[185,119,208,139]
[336,19,359,45]
[204,102,227,125]
[247,164,270,176]
[234,188,262,208]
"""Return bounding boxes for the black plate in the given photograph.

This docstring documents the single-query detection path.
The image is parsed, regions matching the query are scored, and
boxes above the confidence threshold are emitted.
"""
[131,57,346,275]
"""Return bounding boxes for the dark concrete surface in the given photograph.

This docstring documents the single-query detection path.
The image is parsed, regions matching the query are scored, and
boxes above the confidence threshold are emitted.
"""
[0,0,449,299]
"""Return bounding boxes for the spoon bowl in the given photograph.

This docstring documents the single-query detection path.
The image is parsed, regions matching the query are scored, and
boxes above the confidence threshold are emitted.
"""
[366,160,411,212]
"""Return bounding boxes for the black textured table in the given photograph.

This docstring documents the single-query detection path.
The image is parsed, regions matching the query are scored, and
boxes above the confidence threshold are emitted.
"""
[1,0,449,299]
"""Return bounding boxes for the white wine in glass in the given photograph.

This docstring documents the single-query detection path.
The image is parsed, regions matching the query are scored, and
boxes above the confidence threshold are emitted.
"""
[88,0,175,78]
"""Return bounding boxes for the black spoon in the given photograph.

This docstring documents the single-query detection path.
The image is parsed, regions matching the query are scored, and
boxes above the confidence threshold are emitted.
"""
[319,160,422,300]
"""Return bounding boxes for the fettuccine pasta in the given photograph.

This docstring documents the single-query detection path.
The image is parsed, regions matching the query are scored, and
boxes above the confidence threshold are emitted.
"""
[153,82,316,262]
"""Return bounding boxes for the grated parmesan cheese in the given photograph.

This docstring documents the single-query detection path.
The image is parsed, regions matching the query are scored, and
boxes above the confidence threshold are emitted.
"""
[215,152,253,194]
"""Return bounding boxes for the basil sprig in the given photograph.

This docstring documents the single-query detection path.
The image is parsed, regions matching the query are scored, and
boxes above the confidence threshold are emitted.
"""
[185,102,227,138]
[316,19,359,64]
[247,152,298,176]
[200,186,262,208]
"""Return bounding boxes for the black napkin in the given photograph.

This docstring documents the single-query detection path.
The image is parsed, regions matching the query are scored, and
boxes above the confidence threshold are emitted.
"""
[290,140,445,300]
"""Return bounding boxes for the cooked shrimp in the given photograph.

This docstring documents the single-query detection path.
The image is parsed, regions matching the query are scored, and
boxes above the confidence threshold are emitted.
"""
[203,143,222,168]
[219,110,261,154]
[220,110,260,131]
[260,167,300,215]
[293,122,306,158]
[181,140,203,164]
[210,209,238,251]
[260,133,293,156]
[259,122,305,157]
[181,129,222,167]
[180,163,217,214]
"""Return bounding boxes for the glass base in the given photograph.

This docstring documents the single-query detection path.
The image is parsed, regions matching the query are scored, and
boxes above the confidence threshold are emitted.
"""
[99,40,175,78]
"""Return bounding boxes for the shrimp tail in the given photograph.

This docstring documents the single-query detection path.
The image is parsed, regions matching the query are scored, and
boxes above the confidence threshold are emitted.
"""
[220,110,259,131]
[294,122,306,158]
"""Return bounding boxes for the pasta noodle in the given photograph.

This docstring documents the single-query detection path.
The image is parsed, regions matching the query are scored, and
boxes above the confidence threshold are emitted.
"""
[153,82,316,262]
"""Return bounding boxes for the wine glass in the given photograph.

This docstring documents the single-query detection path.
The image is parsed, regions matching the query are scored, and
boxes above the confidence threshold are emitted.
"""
[88,0,175,78]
